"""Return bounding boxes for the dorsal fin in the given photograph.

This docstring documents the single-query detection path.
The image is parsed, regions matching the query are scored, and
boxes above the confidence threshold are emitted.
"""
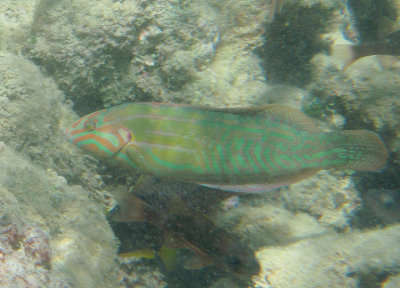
[191,104,318,132]
[202,105,273,115]
[260,105,319,132]
[173,103,270,116]
[150,102,318,132]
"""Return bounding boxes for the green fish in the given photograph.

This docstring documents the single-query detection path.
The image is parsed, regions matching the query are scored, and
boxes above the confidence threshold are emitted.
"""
[64,102,389,192]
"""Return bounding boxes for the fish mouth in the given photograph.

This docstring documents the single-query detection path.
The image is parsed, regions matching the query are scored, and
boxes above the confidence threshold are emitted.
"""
[63,127,73,143]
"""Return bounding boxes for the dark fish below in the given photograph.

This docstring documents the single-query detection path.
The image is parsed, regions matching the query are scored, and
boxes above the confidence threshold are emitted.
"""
[64,102,389,193]
[110,185,260,275]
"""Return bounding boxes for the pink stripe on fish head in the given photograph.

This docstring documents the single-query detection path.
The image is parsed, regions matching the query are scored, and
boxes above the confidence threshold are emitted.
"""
[74,125,132,158]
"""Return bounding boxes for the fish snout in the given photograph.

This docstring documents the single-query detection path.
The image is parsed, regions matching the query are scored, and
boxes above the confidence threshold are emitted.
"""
[63,127,73,143]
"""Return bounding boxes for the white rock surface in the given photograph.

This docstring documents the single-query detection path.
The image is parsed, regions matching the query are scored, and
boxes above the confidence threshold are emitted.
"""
[253,224,400,288]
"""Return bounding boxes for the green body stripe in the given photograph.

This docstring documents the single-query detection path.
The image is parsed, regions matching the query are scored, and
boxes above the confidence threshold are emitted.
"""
[275,154,293,169]
[262,146,277,171]
[149,152,205,173]
[77,139,114,156]
[254,141,269,172]
[236,154,247,169]
[225,139,240,174]
[232,137,248,169]
[235,137,246,153]
[244,140,260,173]
[93,131,120,148]
[211,153,221,174]
[201,150,211,172]
[217,143,230,173]
[293,154,307,168]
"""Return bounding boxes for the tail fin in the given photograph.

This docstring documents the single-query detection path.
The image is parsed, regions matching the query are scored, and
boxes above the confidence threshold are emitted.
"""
[332,130,389,171]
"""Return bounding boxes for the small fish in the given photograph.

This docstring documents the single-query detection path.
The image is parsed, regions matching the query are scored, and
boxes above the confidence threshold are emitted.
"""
[119,246,179,271]
[119,248,155,259]
[64,102,389,193]
[332,29,400,70]
[110,186,260,275]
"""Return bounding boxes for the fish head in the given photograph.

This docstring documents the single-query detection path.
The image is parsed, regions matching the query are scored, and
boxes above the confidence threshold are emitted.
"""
[64,109,133,158]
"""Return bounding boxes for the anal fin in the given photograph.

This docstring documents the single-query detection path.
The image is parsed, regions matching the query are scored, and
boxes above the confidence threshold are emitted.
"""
[199,183,289,193]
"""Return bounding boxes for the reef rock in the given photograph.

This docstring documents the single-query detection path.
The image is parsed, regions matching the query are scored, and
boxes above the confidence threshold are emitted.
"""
[0,145,120,287]
[253,224,400,288]
[23,0,269,112]
[0,51,120,287]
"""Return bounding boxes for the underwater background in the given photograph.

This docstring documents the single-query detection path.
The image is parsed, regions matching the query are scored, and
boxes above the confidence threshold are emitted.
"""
[0,0,399,287]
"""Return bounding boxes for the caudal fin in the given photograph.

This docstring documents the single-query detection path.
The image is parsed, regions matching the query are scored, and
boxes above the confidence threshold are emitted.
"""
[333,130,389,171]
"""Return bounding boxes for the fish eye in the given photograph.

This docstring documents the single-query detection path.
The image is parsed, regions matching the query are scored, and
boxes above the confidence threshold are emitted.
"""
[84,119,98,131]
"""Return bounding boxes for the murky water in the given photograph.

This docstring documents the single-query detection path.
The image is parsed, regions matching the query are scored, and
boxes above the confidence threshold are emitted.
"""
[0,1,399,287]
